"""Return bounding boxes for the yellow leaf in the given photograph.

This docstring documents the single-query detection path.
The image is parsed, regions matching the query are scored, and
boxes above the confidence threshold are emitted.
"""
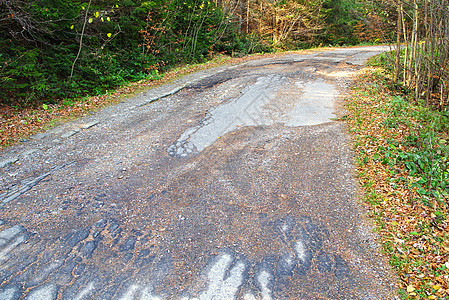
[407,285,415,293]
[81,6,85,10]
[70,25,74,29]
[433,284,440,290]
[429,296,438,300]
[116,4,119,8]
[107,17,110,21]
[107,33,112,38]
[95,11,99,18]
[101,17,104,22]
[88,18,93,23]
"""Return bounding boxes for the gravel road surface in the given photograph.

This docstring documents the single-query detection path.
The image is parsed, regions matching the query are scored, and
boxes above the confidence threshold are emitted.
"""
[0,46,397,299]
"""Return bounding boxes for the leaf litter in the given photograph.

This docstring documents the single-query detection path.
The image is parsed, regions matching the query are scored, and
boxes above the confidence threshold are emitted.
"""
[345,66,449,299]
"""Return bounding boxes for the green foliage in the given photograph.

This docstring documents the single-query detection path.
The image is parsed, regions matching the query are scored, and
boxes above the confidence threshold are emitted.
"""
[0,0,251,107]
[317,0,363,45]
[366,58,449,204]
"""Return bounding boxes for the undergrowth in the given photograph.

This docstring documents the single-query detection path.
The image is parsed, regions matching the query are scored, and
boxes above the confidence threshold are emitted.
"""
[345,64,449,299]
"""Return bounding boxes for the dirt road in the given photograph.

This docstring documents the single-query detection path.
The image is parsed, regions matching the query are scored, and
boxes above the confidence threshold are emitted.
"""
[0,46,397,299]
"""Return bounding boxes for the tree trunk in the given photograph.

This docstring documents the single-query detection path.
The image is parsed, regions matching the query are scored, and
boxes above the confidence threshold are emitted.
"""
[394,1,402,84]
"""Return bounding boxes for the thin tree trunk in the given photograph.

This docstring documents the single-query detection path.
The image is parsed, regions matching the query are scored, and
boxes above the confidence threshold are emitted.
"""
[70,0,92,80]
[246,0,250,34]
[401,4,408,84]
[413,0,419,101]
[395,1,402,84]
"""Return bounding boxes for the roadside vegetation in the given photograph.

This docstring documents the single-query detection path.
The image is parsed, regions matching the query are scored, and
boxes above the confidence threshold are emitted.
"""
[346,54,449,299]
[345,2,449,297]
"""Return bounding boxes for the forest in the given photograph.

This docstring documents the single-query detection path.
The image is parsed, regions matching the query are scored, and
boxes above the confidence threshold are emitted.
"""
[1,0,447,108]
[0,0,396,106]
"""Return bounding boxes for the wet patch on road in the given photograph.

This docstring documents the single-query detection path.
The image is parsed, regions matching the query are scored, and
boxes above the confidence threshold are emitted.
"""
[167,62,342,158]
[0,218,170,300]
[286,78,337,126]
[167,75,289,157]
[0,214,376,299]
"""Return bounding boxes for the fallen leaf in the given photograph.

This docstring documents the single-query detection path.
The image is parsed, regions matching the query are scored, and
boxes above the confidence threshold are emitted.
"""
[407,285,415,293]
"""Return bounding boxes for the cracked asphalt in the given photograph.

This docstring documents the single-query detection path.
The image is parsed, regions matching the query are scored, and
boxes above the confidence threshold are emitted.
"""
[0,46,398,299]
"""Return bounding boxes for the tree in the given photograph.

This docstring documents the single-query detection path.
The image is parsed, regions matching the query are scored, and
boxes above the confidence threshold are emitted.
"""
[392,0,449,105]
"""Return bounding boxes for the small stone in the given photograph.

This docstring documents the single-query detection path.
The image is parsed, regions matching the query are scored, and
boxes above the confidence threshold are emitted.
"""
[80,121,99,129]
[109,222,119,232]
[92,201,104,209]
[120,236,137,252]
[92,229,101,238]
[0,157,19,168]
[138,249,151,258]
[0,286,21,300]
[30,133,50,140]
[0,225,25,241]
[73,263,85,276]
[95,219,107,228]
[123,252,134,262]
[61,131,77,139]
[24,284,57,300]
[65,228,90,247]
[94,193,106,201]
[21,148,38,157]
[176,148,184,156]
[80,241,97,258]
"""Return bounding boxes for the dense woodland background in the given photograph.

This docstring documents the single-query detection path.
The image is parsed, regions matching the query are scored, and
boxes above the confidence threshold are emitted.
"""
[0,0,447,108]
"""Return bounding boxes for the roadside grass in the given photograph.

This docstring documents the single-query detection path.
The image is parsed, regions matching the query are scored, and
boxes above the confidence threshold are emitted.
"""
[345,64,449,299]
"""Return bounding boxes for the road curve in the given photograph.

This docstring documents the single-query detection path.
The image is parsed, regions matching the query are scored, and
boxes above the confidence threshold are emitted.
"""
[0,46,397,299]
